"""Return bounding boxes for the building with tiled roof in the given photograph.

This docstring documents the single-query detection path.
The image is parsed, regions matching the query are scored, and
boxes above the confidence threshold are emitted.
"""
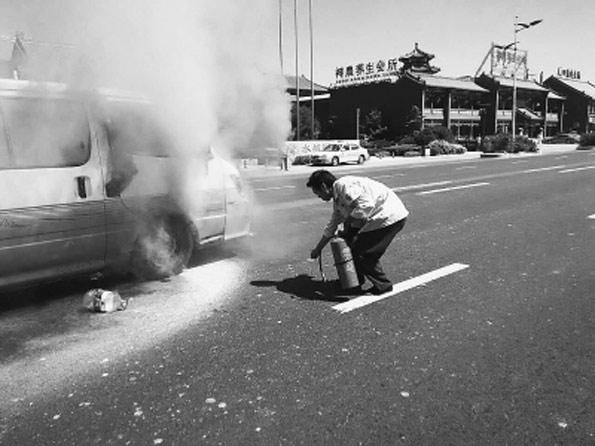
[330,43,489,140]
[475,73,555,137]
[400,72,488,138]
[284,74,328,99]
[543,75,595,133]
[398,43,440,75]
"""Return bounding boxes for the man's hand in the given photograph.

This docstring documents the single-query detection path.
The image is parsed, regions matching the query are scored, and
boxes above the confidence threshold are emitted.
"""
[310,247,322,259]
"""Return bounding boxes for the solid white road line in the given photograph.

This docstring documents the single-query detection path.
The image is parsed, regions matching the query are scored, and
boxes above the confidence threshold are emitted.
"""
[559,165,595,173]
[375,173,406,178]
[393,181,452,192]
[522,165,567,173]
[455,166,477,170]
[253,185,297,191]
[333,263,469,314]
[418,182,489,195]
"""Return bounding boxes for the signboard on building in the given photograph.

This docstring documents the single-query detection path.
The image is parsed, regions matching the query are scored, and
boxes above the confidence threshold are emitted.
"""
[490,44,529,80]
[557,67,581,80]
[332,58,400,88]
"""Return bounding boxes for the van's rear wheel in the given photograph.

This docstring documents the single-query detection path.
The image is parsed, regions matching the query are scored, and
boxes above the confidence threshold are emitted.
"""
[357,155,365,164]
[130,216,194,280]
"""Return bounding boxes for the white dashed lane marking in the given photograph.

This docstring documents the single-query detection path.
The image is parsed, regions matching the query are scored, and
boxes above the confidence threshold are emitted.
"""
[392,181,452,192]
[588,214,595,220]
[522,165,567,173]
[559,165,595,173]
[374,173,406,179]
[253,185,297,191]
[418,182,490,195]
[333,263,470,314]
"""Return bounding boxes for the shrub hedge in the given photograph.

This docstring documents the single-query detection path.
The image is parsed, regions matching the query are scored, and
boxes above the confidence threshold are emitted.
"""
[480,134,537,153]
[579,132,595,147]
[428,140,467,156]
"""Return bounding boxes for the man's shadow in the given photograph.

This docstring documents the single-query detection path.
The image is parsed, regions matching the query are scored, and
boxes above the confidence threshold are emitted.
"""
[251,274,348,302]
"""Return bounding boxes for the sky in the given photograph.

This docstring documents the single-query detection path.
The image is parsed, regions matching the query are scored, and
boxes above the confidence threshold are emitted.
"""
[0,0,592,95]
[0,0,291,152]
[278,0,595,87]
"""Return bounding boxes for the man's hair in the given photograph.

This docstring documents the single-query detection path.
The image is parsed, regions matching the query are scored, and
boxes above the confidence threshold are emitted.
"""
[306,169,337,189]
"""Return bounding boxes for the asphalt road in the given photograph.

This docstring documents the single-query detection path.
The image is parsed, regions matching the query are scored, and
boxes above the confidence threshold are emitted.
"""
[1,148,595,445]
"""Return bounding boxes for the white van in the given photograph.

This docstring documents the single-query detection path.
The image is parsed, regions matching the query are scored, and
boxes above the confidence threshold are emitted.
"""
[0,79,251,291]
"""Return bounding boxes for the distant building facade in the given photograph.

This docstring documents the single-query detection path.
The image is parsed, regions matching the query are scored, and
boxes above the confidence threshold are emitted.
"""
[329,43,490,141]
[544,73,595,133]
[326,42,594,141]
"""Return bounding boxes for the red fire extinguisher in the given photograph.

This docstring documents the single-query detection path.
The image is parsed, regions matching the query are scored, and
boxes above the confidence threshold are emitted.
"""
[330,237,360,290]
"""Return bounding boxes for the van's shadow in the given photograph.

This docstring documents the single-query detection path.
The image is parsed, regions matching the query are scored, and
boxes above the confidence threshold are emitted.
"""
[251,274,348,302]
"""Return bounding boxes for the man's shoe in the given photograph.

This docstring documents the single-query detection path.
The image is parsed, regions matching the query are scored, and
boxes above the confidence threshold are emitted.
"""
[368,285,393,295]
[335,285,364,297]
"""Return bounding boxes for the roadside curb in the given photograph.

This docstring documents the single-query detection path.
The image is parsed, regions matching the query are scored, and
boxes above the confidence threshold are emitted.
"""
[240,144,581,180]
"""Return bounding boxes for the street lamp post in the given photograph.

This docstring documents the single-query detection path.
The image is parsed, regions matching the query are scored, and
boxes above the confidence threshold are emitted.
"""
[510,17,542,139]
[511,16,518,139]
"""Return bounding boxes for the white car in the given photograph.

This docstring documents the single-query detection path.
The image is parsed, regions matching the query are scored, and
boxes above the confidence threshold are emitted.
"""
[310,142,369,166]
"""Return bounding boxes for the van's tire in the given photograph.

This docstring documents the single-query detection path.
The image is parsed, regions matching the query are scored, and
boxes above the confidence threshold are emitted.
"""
[357,155,365,164]
[130,216,194,280]
[331,157,339,166]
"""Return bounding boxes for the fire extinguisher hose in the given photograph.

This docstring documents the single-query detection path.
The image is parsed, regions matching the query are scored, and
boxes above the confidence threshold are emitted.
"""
[318,255,327,282]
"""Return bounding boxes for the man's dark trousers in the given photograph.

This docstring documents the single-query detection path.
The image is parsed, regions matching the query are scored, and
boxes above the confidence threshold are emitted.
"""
[344,218,406,292]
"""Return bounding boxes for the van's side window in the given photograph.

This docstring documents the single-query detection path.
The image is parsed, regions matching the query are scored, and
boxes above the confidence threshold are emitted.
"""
[0,98,91,169]
[105,105,172,157]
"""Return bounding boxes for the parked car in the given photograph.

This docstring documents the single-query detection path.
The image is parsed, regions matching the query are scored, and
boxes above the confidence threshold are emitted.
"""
[310,142,369,166]
[0,79,251,291]
[292,151,313,165]
[542,133,580,144]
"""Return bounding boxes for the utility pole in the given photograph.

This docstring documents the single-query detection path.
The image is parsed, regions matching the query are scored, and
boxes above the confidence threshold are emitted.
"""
[511,17,543,139]
[278,0,283,74]
[512,16,518,139]
[294,0,300,141]
[309,0,314,139]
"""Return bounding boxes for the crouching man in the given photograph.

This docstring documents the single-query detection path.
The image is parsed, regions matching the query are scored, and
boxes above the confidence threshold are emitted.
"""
[307,169,409,296]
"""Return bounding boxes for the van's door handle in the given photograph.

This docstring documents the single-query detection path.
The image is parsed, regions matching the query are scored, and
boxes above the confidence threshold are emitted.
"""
[76,176,90,199]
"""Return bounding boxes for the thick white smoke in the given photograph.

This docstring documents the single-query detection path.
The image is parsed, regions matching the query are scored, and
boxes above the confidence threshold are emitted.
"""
[25,0,290,155]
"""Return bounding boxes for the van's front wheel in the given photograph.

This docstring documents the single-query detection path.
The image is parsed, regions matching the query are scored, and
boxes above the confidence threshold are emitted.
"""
[130,216,194,280]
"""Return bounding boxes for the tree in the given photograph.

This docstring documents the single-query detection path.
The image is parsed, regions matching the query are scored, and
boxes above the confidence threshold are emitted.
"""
[405,105,422,135]
[360,109,388,141]
[290,104,321,140]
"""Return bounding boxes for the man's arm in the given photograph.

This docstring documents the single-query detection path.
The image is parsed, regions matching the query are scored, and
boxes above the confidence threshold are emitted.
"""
[310,234,332,259]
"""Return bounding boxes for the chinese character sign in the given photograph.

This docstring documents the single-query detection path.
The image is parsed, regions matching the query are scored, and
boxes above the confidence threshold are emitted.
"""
[334,57,400,87]
[491,45,529,80]
[557,67,581,80]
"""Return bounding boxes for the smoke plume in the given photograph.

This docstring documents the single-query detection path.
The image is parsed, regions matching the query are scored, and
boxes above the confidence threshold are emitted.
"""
[25,0,291,155]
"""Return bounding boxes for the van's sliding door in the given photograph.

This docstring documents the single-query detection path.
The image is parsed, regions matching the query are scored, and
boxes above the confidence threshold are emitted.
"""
[0,97,106,288]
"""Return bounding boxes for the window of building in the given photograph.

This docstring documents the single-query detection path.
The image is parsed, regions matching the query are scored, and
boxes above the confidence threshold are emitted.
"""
[498,92,512,110]
[0,97,90,169]
[424,92,443,110]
